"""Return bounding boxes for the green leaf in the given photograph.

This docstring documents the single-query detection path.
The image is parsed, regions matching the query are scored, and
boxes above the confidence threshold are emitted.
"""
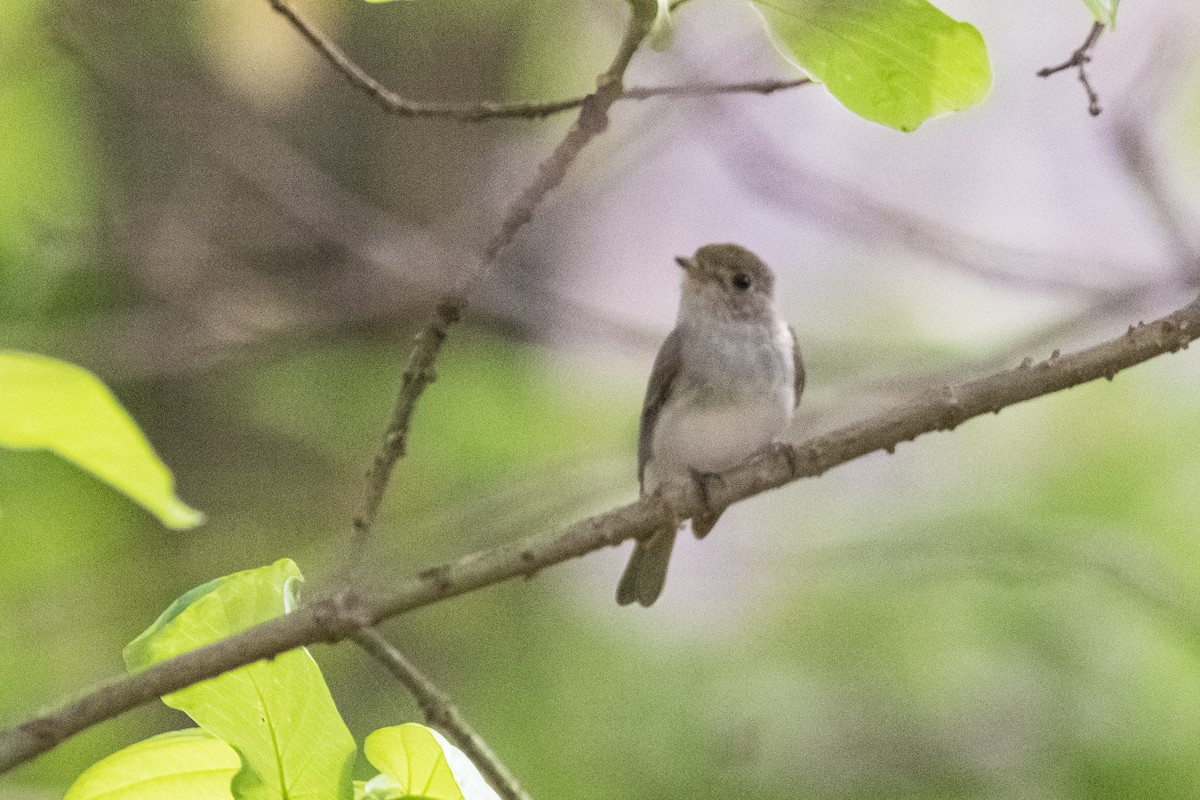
[751,0,992,132]
[363,725,463,800]
[650,0,674,50]
[1081,0,1118,27]
[123,559,357,800]
[365,724,500,800]
[362,725,502,800]
[0,351,203,529]
[63,729,239,800]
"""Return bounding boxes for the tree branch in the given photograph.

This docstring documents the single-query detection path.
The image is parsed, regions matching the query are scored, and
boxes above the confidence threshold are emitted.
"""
[624,77,811,101]
[266,0,810,121]
[1038,21,1105,116]
[4,291,1198,775]
[343,1,656,572]
[353,628,532,800]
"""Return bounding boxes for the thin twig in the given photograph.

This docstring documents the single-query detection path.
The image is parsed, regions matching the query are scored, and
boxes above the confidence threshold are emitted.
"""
[4,290,1199,775]
[624,76,811,100]
[1038,21,1105,116]
[342,1,655,574]
[353,628,532,800]
[266,0,810,121]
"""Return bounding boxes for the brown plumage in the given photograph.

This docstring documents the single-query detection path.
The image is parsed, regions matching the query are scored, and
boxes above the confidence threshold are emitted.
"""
[617,244,804,607]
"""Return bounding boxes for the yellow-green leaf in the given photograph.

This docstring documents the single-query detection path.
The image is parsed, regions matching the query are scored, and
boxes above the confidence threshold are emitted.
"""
[363,725,466,800]
[123,559,356,800]
[64,729,238,800]
[650,0,674,50]
[752,0,992,132]
[1081,0,1118,27]
[0,351,203,529]
[362,725,501,800]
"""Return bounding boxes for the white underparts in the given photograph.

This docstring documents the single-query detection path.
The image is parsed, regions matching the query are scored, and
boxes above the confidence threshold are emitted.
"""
[645,315,794,492]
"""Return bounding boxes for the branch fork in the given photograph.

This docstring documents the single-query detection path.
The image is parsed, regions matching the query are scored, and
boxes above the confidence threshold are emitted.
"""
[1038,21,1106,116]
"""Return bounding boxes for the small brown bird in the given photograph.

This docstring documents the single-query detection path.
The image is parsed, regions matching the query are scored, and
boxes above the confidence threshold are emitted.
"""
[617,244,804,607]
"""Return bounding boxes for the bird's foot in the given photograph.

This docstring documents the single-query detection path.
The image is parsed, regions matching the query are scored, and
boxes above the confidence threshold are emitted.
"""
[649,484,688,535]
[689,468,721,509]
[770,441,798,475]
[689,468,725,540]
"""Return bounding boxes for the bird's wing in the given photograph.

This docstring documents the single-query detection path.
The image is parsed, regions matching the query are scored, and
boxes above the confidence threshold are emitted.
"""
[789,324,805,408]
[638,328,682,492]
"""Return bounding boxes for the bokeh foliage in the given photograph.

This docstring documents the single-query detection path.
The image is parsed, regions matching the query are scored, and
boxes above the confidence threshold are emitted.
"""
[3,0,1200,799]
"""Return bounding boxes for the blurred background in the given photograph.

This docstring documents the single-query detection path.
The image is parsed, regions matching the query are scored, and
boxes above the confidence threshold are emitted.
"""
[4,0,1200,797]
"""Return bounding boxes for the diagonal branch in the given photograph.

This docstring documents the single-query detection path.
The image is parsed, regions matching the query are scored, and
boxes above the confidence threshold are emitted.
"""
[343,0,656,573]
[267,0,810,121]
[353,628,532,800]
[3,291,1199,775]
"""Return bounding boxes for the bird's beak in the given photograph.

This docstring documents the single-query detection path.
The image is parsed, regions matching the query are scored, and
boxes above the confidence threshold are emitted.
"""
[674,256,694,272]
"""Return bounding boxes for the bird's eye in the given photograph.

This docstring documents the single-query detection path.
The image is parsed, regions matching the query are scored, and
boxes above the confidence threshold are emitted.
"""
[731,273,752,291]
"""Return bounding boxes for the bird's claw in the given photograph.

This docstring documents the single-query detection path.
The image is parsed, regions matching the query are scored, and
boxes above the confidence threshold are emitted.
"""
[688,468,721,513]
[771,441,798,475]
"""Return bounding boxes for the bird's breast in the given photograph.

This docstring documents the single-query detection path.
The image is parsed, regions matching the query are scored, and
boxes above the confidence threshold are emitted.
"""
[680,317,794,398]
[647,317,794,482]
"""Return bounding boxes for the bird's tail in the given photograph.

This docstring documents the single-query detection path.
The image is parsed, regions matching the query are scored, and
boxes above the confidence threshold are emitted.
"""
[616,527,678,607]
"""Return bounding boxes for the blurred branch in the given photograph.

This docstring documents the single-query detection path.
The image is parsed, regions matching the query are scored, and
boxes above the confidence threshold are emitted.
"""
[5,289,1200,775]
[343,1,656,572]
[60,24,665,372]
[701,112,1156,297]
[801,525,1200,656]
[353,628,533,800]
[705,35,1197,430]
[1038,21,1105,117]
[267,0,810,121]
[37,16,668,380]
[1108,115,1200,277]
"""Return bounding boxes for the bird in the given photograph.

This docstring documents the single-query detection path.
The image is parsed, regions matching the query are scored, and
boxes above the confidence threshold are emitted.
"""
[617,243,804,607]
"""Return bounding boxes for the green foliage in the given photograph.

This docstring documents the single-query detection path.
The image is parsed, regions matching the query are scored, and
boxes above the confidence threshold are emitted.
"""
[649,0,674,50]
[360,725,504,800]
[0,0,100,319]
[67,560,501,800]
[750,0,991,131]
[361,726,466,800]
[6,1,1184,798]
[1081,0,1119,27]
[123,559,357,800]
[63,730,239,800]
[0,351,203,529]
